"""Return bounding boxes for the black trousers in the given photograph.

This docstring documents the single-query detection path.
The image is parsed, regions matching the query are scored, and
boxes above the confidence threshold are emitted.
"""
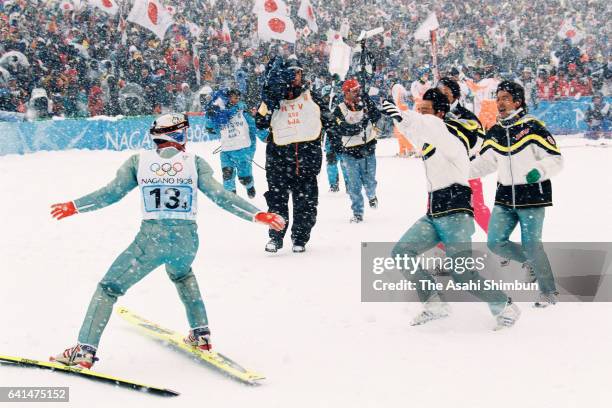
[264,172,319,246]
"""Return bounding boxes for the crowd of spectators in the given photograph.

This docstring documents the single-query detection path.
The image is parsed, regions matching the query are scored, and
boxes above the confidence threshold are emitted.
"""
[0,0,610,120]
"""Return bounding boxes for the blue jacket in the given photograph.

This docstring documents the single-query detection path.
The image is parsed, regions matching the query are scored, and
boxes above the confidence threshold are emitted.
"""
[206,93,268,154]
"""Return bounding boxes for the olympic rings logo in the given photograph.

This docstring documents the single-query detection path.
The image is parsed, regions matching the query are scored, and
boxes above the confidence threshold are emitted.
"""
[150,162,183,176]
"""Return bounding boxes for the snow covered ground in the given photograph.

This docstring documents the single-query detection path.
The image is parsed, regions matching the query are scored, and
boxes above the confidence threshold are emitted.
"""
[1,137,611,408]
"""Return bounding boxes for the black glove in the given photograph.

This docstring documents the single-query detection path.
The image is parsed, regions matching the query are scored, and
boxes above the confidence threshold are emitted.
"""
[381,100,403,122]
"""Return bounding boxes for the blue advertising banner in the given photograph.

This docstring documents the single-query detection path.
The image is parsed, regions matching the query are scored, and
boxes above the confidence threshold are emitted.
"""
[0,96,609,157]
[0,115,217,157]
[530,96,611,135]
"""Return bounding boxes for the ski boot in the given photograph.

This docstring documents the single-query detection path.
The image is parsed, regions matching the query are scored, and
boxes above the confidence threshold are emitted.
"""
[184,326,212,351]
[534,292,558,308]
[329,184,340,193]
[50,344,98,369]
[411,293,450,326]
[368,197,378,209]
[494,299,521,330]
[247,186,256,198]
[350,214,364,223]
[265,239,283,253]
[292,244,306,253]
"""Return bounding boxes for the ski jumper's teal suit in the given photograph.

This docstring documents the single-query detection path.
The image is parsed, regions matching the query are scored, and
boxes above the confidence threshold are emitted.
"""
[73,150,260,348]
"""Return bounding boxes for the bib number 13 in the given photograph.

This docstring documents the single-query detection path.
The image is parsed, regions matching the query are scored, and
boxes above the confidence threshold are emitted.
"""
[143,186,192,212]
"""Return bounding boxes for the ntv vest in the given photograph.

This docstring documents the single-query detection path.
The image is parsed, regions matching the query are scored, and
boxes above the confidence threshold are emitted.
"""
[270,90,322,145]
[338,102,377,147]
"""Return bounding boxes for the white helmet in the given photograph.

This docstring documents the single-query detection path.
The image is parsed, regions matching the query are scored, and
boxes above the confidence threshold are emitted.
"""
[150,113,189,148]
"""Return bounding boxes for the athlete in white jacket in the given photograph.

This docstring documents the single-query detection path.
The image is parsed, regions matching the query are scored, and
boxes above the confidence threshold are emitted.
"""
[470,81,563,307]
[381,89,520,330]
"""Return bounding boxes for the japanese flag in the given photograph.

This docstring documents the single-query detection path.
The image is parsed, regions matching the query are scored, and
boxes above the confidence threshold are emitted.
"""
[414,12,439,41]
[326,29,342,44]
[127,0,175,40]
[221,20,231,43]
[253,0,290,16]
[88,0,119,15]
[59,1,74,11]
[257,13,297,44]
[298,0,318,33]
[557,19,584,45]
[255,0,296,44]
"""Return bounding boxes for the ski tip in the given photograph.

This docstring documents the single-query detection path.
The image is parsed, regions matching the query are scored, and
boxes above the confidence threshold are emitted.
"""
[160,388,180,397]
[138,387,180,397]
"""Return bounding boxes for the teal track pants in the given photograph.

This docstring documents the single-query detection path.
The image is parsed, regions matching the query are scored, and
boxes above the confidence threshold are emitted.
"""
[78,220,208,348]
[487,205,557,295]
[392,213,508,315]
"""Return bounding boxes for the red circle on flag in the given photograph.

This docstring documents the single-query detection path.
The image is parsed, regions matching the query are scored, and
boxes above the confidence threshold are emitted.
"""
[264,0,278,13]
[268,18,286,33]
[148,2,159,25]
[307,6,314,20]
[102,0,113,7]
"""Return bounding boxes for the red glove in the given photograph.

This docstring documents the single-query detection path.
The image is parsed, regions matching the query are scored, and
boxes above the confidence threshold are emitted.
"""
[254,212,286,231]
[51,202,78,220]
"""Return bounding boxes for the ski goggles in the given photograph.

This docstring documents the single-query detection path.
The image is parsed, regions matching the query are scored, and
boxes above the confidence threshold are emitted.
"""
[153,128,187,144]
[166,129,186,143]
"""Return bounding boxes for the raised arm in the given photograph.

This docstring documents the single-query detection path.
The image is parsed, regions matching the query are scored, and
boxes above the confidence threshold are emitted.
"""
[51,155,139,220]
[381,100,462,155]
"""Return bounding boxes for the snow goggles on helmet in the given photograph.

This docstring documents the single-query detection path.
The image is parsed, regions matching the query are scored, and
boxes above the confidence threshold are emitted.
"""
[152,128,187,145]
[166,130,186,143]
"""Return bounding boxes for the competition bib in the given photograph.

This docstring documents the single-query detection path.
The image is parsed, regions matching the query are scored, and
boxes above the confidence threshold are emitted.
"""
[137,150,198,220]
[270,90,322,146]
[338,103,377,148]
[220,111,251,152]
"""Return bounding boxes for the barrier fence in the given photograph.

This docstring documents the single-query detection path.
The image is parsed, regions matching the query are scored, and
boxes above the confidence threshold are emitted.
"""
[0,96,609,157]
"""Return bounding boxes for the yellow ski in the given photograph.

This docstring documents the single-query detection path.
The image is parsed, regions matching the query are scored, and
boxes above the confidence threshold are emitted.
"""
[116,307,265,384]
[0,354,179,397]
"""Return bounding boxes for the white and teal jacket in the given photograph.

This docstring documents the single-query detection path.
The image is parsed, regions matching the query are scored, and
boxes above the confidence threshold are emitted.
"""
[74,150,260,223]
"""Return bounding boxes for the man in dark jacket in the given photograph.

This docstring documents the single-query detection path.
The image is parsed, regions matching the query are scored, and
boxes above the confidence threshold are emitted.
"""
[328,78,381,223]
[256,56,332,253]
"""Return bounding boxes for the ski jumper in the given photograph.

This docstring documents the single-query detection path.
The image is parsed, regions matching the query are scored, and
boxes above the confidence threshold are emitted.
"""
[75,151,260,348]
